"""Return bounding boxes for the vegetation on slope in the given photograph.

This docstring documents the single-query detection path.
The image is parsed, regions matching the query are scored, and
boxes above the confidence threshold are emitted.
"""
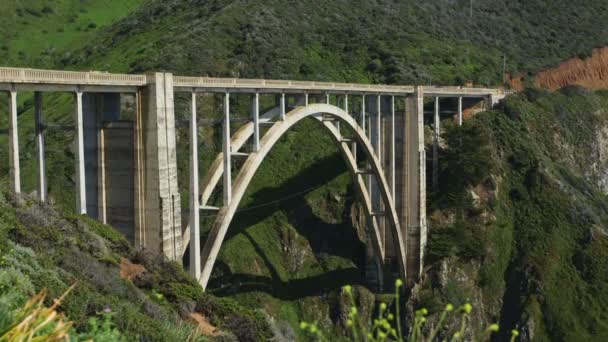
[423,88,608,341]
[0,0,144,68]
[0,182,273,341]
[57,0,608,86]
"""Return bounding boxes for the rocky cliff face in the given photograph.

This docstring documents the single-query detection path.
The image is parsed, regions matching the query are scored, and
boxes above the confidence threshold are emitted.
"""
[415,88,608,341]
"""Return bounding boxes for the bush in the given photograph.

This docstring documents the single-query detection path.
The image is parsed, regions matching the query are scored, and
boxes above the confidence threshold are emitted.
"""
[41,6,54,14]
[300,281,519,341]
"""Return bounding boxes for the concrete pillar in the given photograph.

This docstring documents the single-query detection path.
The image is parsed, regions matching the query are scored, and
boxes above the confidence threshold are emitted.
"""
[75,91,86,214]
[403,86,427,284]
[82,93,121,221]
[433,97,440,191]
[189,91,201,279]
[458,96,463,126]
[280,93,286,121]
[34,92,46,202]
[135,73,182,260]
[390,95,395,198]
[344,94,349,113]
[103,121,135,241]
[345,94,355,160]
[8,89,20,194]
[360,95,366,134]
[223,92,232,205]
[83,93,99,219]
[304,93,309,106]
[368,95,383,254]
[381,95,395,260]
[369,95,382,199]
[134,90,145,249]
[486,94,503,109]
[252,92,260,152]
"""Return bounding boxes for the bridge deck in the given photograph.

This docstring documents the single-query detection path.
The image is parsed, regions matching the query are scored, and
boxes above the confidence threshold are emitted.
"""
[0,67,506,97]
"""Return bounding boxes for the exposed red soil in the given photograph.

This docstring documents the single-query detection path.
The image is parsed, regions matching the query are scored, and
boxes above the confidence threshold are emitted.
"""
[188,312,220,336]
[119,258,146,281]
[509,47,608,91]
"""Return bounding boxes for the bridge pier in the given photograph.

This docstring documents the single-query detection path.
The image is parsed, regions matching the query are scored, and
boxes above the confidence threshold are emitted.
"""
[395,86,426,285]
[366,95,385,288]
[457,96,463,126]
[34,92,46,202]
[8,88,20,194]
[81,93,121,219]
[74,91,86,214]
[134,73,182,260]
[433,97,440,191]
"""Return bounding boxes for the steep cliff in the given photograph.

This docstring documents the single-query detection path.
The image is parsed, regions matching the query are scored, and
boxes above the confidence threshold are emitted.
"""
[418,87,608,341]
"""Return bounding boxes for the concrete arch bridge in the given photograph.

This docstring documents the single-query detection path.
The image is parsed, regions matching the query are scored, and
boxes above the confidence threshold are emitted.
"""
[0,67,506,290]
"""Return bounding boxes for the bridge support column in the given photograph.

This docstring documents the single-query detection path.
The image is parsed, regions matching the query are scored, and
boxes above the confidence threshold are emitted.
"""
[81,93,121,222]
[366,95,386,289]
[389,95,395,198]
[223,93,232,205]
[280,93,286,121]
[485,94,503,109]
[34,92,46,202]
[344,94,356,160]
[360,95,366,134]
[134,73,182,260]
[433,97,440,191]
[397,86,427,285]
[189,91,201,279]
[381,95,395,260]
[8,89,20,194]
[75,91,86,214]
[457,96,463,126]
[252,92,260,152]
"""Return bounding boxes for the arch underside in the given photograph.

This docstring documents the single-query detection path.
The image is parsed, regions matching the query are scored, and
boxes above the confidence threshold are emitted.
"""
[189,103,407,290]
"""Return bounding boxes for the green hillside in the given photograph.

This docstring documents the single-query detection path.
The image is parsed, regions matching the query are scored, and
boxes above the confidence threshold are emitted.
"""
[0,0,144,68]
[2,0,608,340]
[59,0,608,85]
[421,88,608,341]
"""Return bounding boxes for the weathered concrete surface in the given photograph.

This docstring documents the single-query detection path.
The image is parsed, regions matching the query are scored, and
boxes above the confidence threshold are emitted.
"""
[135,73,182,260]
[402,87,427,284]
[103,121,135,242]
[82,93,121,219]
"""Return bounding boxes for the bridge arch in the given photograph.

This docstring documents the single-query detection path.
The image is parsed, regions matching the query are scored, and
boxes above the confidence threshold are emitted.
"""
[197,103,407,290]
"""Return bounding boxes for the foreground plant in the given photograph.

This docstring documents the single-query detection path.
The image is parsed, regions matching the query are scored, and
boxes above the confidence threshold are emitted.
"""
[0,284,75,341]
[301,279,519,342]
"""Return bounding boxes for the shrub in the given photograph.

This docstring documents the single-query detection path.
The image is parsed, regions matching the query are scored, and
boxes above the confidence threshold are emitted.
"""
[41,6,54,14]
[301,280,519,341]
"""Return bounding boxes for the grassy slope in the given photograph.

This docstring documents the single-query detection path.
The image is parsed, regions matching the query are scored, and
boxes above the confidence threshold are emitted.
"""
[423,88,608,340]
[0,0,145,68]
[61,0,608,85]
[0,182,272,341]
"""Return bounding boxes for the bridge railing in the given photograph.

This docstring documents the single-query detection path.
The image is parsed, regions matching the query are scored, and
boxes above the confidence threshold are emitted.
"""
[0,67,146,86]
[0,67,509,96]
[172,76,416,93]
